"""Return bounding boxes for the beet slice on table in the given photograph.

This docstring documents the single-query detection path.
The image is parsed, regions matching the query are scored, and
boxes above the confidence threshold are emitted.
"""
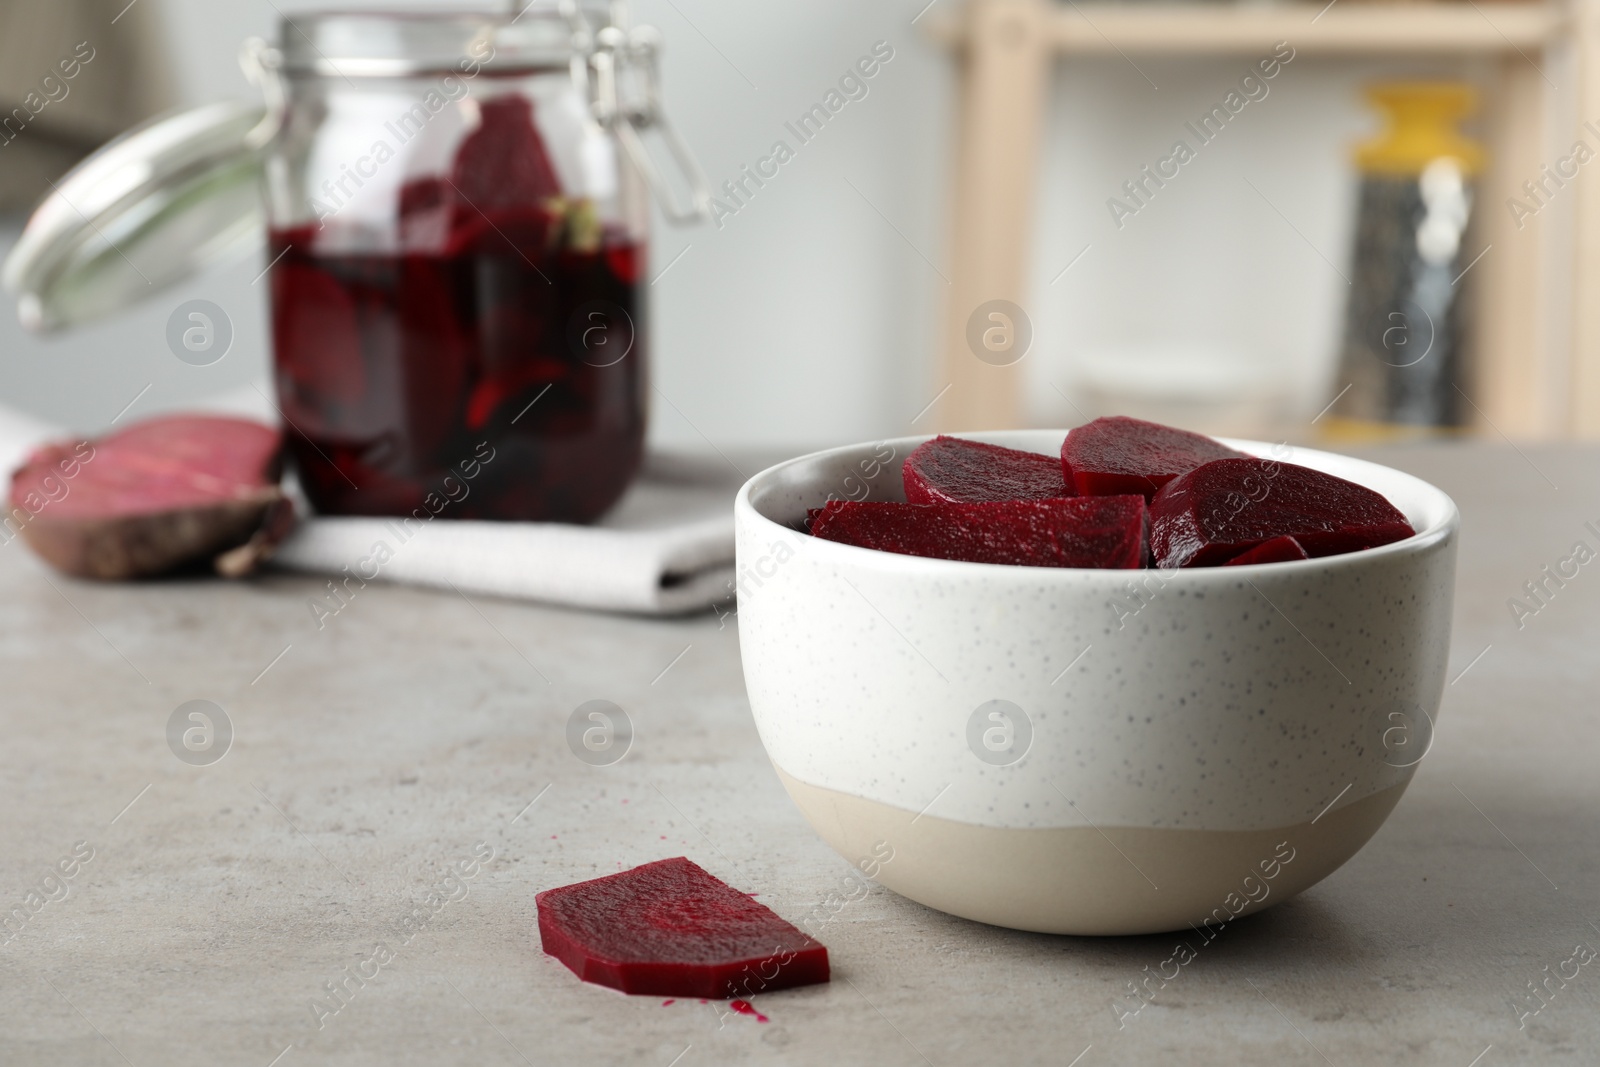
[537,857,829,998]
[8,414,292,580]
[1149,457,1414,568]
[902,435,1073,504]
[1221,535,1309,566]
[810,496,1146,568]
[1061,415,1245,500]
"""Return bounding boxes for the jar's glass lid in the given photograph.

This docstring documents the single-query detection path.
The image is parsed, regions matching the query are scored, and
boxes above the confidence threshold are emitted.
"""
[2,100,267,333]
[1,3,701,332]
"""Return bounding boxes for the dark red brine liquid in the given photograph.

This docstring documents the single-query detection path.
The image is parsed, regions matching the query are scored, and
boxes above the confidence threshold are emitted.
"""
[268,96,645,522]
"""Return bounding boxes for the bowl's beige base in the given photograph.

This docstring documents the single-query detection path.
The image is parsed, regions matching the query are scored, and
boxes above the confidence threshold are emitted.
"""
[775,766,1408,936]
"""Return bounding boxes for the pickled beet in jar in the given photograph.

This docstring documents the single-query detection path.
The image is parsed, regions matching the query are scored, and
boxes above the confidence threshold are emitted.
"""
[258,8,705,522]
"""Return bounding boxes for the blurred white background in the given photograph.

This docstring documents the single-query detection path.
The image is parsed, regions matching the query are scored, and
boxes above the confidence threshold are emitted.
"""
[0,0,1503,450]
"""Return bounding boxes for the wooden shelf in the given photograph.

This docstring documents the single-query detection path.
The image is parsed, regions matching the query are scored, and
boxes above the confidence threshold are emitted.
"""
[928,0,1591,438]
[927,3,1564,55]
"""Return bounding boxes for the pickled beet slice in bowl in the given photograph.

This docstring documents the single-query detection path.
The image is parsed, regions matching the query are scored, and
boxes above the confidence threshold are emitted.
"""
[537,857,829,998]
[1221,535,1309,566]
[902,435,1073,504]
[1149,457,1415,568]
[810,496,1146,569]
[1061,416,1245,499]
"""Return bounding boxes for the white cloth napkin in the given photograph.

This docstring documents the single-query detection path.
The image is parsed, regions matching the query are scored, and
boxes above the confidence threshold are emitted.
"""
[0,399,741,616]
[272,454,739,615]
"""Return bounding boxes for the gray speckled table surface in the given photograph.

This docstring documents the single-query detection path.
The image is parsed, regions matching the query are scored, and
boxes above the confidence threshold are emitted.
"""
[0,441,1596,1066]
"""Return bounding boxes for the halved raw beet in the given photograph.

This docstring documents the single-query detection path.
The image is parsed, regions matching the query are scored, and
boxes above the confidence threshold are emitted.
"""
[1222,535,1308,566]
[810,496,1146,568]
[536,857,829,998]
[903,435,1073,504]
[1061,416,1245,500]
[8,415,292,580]
[1150,458,1414,568]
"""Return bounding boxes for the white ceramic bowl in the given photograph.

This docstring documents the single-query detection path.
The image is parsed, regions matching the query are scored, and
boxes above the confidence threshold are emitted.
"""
[735,432,1458,936]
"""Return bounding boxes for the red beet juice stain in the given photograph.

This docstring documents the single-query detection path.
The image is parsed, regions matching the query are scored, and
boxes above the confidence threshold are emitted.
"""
[728,1000,769,1023]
